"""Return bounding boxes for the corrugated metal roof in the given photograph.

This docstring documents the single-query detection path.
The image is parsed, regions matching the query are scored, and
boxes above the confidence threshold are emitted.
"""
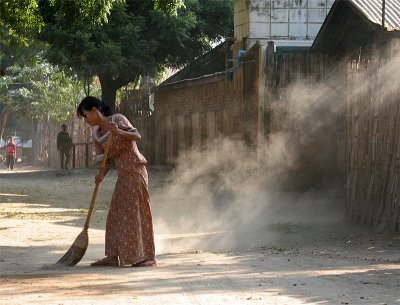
[350,0,400,31]
[312,0,400,53]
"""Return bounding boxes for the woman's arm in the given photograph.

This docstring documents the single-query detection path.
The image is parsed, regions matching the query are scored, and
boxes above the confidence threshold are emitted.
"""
[108,122,141,141]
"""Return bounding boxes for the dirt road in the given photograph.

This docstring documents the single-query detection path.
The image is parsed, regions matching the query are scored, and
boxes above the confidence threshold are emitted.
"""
[0,167,399,304]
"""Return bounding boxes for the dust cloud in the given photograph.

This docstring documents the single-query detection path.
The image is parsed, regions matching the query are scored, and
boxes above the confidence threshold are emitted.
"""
[152,49,400,254]
[152,84,345,253]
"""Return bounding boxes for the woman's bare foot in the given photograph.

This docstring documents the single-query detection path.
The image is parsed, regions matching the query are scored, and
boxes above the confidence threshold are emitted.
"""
[90,256,119,267]
[132,259,157,267]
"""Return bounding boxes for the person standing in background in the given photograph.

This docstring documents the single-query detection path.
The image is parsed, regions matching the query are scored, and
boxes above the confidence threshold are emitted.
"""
[5,136,16,171]
[57,124,72,169]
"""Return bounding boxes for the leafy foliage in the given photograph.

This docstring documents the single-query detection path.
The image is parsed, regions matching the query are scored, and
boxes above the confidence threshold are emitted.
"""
[20,64,88,122]
[0,57,98,123]
[0,0,122,45]
[0,0,42,45]
[0,65,35,114]
[154,0,185,15]
[39,0,233,108]
[2,112,33,142]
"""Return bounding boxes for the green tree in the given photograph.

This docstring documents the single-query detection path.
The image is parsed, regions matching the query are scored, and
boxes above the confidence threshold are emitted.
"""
[0,0,122,45]
[20,64,92,123]
[0,0,183,139]
[40,0,233,111]
[0,56,94,140]
[0,0,111,139]
[0,29,43,140]
[0,0,185,45]
[0,62,38,141]
[3,112,32,143]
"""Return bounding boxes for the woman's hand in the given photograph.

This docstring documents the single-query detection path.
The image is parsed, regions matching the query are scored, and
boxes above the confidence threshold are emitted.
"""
[108,122,121,135]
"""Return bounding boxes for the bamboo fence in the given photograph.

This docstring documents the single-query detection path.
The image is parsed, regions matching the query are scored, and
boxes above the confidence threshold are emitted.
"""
[271,47,400,232]
[33,117,94,169]
[119,89,155,163]
[346,56,400,232]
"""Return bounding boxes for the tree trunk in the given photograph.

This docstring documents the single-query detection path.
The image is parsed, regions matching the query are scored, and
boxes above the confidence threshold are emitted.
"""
[99,74,132,113]
[99,74,120,113]
[0,105,11,141]
[101,85,117,113]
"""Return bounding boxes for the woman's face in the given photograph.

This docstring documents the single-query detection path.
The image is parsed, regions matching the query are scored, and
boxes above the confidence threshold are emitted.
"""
[82,107,99,126]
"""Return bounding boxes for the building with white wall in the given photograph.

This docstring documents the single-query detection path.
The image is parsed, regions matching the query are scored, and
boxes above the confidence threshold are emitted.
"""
[234,0,334,49]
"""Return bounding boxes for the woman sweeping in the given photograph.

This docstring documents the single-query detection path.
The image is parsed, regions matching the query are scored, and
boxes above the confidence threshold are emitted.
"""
[77,96,156,267]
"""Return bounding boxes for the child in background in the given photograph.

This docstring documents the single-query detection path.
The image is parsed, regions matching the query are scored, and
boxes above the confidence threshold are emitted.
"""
[5,136,16,171]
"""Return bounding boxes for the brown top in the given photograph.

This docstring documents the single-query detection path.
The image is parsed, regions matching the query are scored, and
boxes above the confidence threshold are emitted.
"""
[92,114,147,169]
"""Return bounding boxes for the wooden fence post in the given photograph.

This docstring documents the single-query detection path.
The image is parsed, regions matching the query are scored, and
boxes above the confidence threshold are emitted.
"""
[85,144,89,168]
[72,144,76,169]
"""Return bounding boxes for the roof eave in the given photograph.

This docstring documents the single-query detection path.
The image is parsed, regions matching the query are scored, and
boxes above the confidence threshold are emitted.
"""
[312,0,392,53]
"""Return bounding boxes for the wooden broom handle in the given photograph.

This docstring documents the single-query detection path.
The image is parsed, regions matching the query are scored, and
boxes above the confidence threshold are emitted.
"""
[84,131,113,231]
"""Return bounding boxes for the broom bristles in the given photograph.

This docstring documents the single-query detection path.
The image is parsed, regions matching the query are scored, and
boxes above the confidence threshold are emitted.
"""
[56,229,88,266]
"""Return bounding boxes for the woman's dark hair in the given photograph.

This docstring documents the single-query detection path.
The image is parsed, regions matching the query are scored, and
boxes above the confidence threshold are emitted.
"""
[77,96,114,118]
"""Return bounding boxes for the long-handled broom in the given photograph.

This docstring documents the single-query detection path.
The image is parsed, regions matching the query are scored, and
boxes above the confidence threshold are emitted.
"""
[56,131,113,266]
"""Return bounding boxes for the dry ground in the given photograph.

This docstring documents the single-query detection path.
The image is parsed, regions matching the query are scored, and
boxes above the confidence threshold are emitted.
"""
[0,165,399,305]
